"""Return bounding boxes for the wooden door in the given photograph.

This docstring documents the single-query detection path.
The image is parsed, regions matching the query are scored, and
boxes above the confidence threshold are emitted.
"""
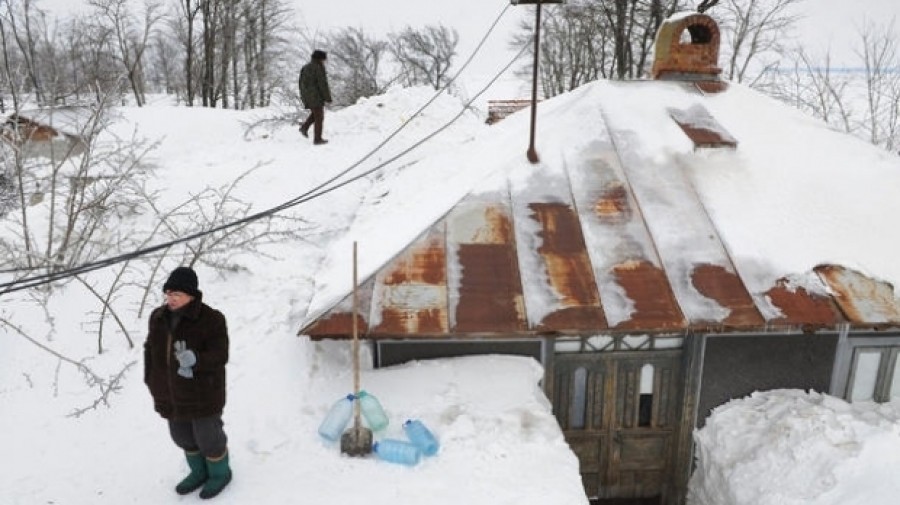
[554,351,683,503]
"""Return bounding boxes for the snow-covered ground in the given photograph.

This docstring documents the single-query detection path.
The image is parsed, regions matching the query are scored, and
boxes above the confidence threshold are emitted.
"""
[0,87,587,505]
[690,390,900,505]
[2,78,900,505]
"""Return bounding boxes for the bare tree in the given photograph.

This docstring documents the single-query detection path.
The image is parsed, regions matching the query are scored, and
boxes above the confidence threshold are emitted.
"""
[147,29,180,95]
[759,47,852,132]
[239,0,293,108]
[171,0,202,105]
[325,26,390,106]
[388,24,458,90]
[512,0,685,97]
[0,314,136,417]
[88,0,163,107]
[0,95,158,282]
[199,0,220,106]
[716,0,804,85]
[1,0,48,104]
[757,19,900,154]
[857,19,900,152]
[73,15,123,103]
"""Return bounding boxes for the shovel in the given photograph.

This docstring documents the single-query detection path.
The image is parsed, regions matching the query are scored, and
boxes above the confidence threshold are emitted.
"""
[340,242,373,456]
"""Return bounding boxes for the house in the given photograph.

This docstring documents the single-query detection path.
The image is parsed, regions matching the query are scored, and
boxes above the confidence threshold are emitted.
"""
[298,13,900,505]
[1,107,94,160]
[485,99,533,125]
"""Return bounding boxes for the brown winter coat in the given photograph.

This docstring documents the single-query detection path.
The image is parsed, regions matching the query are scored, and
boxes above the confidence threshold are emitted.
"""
[143,294,228,420]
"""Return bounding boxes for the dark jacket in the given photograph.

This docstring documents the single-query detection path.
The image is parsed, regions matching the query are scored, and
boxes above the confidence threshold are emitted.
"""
[299,60,332,108]
[144,294,228,420]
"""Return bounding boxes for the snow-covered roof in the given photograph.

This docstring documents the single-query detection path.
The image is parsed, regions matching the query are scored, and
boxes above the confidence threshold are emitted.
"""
[6,106,98,137]
[300,79,900,338]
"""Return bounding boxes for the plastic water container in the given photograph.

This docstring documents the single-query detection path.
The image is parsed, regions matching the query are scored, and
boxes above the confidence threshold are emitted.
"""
[318,394,355,442]
[373,439,421,466]
[403,419,439,456]
[357,390,389,431]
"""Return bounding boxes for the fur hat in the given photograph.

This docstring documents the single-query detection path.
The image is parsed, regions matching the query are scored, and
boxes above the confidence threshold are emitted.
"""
[311,49,327,61]
[163,266,200,297]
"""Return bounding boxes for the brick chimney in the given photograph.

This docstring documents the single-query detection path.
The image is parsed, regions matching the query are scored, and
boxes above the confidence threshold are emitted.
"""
[651,13,726,92]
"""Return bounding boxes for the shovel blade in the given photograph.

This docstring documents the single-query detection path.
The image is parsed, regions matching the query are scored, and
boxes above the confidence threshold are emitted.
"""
[340,426,373,456]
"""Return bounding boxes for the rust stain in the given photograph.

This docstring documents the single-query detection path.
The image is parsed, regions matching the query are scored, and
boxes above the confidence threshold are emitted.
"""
[474,205,513,244]
[373,226,449,334]
[691,264,764,327]
[695,81,728,94]
[543,255,601,306]
[594,183,631,223]
[669,105,737,149]
[530,203,602,305]
[375,308,447,335]
[529,202,608,331]
[765,279,843,327]
[383,232,446,285]
[537,307,607,332]
[454,243,527,333]
[301,312,368,339]
[612,260,686,331]
[674,122,737,149]
[815,264,900,325]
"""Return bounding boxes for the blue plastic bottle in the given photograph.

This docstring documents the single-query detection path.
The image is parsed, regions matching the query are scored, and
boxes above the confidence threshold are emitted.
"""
[373,439,421,466]
[357,390,389,431]
[318,394,355,442]
[403,419,439,456]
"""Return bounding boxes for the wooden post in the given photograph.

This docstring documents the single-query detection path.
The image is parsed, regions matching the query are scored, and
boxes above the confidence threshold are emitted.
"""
[526,0,543,164]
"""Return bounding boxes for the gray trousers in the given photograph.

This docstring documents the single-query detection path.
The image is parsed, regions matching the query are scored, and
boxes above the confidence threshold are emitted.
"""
[168,416,228,459]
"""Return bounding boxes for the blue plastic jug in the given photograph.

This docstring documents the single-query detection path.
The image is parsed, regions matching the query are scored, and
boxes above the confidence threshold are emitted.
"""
[357,390,389,431]
[318,394,354,442]
[403,419,439,456]
[373,439,421,466]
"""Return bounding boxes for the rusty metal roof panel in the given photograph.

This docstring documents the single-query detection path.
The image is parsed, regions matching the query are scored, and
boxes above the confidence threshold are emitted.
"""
[509,161,607,332]
[565,139,686,331]
[669,104,737,149]
[300,277,374,337]
[762,277,845,327]
[370,225,450,336]
[300,81,900,340]
[446,192,527,333]
[600,109,764,329]
[815,264,900,326]
[688,264,765,328]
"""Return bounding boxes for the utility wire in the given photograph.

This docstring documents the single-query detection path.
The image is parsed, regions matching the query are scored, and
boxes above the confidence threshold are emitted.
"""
[277,2,513,211]
[0,6,527,295]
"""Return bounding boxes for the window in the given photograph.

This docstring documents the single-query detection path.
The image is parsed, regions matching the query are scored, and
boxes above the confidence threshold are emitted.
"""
[571,367,588,429]
[638,364,654,427]
[847,347,900,403]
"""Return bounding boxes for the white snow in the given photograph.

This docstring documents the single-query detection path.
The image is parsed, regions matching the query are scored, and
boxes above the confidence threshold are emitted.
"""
[689,390,900,505]
[2,76,900,505]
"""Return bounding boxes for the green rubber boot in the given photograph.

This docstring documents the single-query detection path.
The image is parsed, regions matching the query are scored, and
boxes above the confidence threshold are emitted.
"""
[199,451,232,499]
[175,451,208,495]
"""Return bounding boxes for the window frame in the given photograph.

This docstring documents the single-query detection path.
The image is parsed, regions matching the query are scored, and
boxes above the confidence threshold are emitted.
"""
[832,331,900,403]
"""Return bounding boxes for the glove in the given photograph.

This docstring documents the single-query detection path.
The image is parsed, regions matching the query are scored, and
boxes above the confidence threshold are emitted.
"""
[173,340,196,379]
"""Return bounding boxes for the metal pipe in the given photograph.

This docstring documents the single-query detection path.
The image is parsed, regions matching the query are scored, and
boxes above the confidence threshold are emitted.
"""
[526,0,543,164]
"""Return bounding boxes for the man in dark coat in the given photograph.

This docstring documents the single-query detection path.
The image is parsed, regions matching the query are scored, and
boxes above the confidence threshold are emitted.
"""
[144,266,232,499]
[298,49,332,145]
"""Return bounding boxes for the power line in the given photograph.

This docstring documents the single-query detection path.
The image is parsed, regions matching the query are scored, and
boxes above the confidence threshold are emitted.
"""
[0,5,527,295]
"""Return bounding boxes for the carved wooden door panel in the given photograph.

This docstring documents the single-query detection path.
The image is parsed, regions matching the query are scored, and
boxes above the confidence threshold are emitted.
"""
[554,351,682,503]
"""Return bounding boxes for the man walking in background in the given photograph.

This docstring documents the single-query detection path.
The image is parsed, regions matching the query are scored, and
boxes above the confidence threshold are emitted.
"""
[144,266,232,499]
[299,49,332,145]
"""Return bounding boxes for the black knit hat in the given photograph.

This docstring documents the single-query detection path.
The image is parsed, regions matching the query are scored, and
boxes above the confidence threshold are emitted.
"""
[311,49,327,61]
[163,266,200,297]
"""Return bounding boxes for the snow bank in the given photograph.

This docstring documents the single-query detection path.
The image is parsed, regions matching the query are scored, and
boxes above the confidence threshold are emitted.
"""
[689,390,900,505]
